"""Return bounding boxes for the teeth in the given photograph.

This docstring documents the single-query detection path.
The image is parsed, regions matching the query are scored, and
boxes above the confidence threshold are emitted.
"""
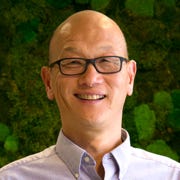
[77,94,105,100]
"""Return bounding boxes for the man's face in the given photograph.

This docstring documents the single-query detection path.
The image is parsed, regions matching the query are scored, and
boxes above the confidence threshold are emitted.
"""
[42,13,136,130]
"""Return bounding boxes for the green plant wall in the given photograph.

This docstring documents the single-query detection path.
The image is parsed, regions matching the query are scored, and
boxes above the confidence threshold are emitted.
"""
[0,0,179,166]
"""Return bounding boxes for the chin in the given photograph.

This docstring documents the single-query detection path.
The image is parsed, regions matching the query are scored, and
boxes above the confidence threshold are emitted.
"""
[79,113,108,127]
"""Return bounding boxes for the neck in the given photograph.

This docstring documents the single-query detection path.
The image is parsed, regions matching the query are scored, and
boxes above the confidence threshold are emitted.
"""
[62,120,122,178]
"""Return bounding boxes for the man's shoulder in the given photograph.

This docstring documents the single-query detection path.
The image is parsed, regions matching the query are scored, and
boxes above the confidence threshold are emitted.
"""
[0,145,56,172]
[131,146,180,169]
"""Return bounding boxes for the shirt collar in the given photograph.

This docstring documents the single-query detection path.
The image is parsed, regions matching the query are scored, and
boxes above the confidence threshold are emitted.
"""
[55,130,86,178]
[111,129,131,179]
[55,129,131,179]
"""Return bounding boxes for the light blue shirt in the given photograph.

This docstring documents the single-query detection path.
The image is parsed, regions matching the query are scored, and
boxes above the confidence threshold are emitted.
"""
[0,129,179,180]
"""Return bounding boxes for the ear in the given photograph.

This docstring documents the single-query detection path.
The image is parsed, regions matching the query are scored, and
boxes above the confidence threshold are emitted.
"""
[127,60,137,96]
[41,66,54,100]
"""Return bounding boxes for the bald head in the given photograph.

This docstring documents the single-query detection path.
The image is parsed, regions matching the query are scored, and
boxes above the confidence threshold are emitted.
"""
[49,10,128,63]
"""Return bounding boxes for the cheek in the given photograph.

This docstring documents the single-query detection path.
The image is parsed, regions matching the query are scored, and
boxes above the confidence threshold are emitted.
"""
[110,72,129,93]
[51,74,66,108]
[52,77,76,111]
[54,79,67,104]
[109,73,129,104]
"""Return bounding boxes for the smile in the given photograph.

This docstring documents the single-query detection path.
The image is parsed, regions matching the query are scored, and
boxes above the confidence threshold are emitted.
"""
[75,94,106,100]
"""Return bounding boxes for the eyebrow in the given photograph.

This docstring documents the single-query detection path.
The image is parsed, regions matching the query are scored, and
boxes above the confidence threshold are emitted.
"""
[63,46,78,53]
[63,45,113,53]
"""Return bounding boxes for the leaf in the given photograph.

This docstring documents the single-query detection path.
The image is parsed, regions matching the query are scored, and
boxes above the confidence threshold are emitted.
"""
[46,0,73,9]
[153,91,173,110]
[134,104,156,141]
[171,89,180,109]
[75,0,89,4]
[146,139,179,161]
[17,21,38,43]
[4,135,19,152]
[125,0,155,17]
[168,109,180,131]
[29,18,40,30]
[0,123,10,142]
[161,0,176,7]
[23,30,37,43]
[91,0,111,10]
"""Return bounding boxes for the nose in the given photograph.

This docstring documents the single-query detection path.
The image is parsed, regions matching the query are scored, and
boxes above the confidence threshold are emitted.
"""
[78,64,103,88]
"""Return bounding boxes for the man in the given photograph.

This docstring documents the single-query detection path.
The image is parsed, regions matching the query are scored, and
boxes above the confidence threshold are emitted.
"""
[0,10,179,180]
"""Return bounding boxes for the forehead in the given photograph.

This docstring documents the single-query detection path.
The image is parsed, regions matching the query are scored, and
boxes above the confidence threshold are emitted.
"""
[61,42,121,56]
[49,12,127,61]
[56,14,119,40]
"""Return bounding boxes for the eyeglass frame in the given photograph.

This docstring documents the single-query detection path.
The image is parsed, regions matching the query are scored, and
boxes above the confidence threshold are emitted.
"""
[49,56,128,76]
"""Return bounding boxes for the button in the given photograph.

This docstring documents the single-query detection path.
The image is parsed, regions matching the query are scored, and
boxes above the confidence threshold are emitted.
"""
[84,156,90,162]
[75,173,79,179]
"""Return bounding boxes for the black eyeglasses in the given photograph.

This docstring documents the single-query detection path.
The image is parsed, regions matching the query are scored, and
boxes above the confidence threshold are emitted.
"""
[49,56,128,76]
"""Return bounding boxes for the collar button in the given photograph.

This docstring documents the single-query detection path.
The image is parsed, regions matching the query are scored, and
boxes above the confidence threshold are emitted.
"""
[84,156,90,163]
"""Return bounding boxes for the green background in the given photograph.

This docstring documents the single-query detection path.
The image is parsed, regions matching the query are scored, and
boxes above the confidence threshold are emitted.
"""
[0,0,179,166]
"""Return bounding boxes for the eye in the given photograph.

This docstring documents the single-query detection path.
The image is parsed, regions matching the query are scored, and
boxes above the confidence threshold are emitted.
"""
[61,59,84,67]
[98,57,112,63]
[98,57,119,65]
[96,57,120,68]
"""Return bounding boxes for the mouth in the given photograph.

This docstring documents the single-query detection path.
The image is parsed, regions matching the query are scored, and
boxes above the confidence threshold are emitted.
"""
[74,94,106,100]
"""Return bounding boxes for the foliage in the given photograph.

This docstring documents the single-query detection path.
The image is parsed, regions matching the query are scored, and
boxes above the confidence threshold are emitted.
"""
[0,0,179,167]
[75,0,89,4]
[168,89,180,131]
[46,0,73,9]
[153,91,173,110]
[90,0,111,10]
[130,91,180,160]
[4,136,18,153]
[162,0,176,6]
[146,139,179,161]
[134,104,156,141]
[171,89,180,109]
[0,123,10,142]
[125,0,155,17]
[168,109,180,131]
